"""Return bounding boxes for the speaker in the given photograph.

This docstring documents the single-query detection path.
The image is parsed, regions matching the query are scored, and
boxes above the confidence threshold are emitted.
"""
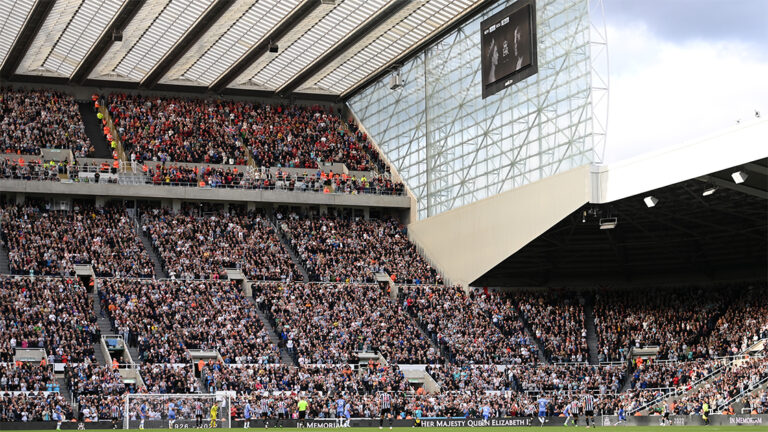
[268,43,279,53]
[112,30,123,42]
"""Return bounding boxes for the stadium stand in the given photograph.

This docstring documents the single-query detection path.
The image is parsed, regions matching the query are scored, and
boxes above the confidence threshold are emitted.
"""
[400,285,536,364]
[0,88,93,157]
[0,203,154,278]
[0,276,98,363]
[255,282,438,365]
[108,94,375,170]
[140,207,297,281]
[277,211,441,284]
[98,278,279,364]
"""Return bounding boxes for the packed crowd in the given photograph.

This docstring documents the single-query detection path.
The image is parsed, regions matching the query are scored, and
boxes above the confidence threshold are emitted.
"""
[278,212,441,284]
[514,364,624,395]
[200,360,406,395]
[401,285,533,364]
[474,290,539,363]
[0,276,97,363]
[141,208,297,281]
[426,364,516,392]
[593,286,730,362]
[0,157,62,181]
[0,392,73,422]
[512,291,588,363]
[0,203,155,278]
[0,87,92,157]
[99,278,279,364]
[109,94,376,171]
[255,282,438,364]
[629,358,722,390]
[139,364,200,394]
[244,168,404,195]
[704,285,768,357]
[663,356,768,414]
[0,362,57,392]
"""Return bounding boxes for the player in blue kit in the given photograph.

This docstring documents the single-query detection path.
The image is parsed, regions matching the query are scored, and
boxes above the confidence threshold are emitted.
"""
[563,402,573,426]
[482,404,491,421]
[244,400,253,429]
[168,402,177,429]
[139,402,148,430]
[537,397,549,426]
[336,396,346,418]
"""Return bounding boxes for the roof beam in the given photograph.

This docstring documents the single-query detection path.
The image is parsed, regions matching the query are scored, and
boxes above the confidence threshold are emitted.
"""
[342,0,496,99]
[744,162,768,176]
[277,0,411,96]
[697,175,768,200]
[70,0,146,84]
[209,0,321,94]
[0,0,56,79]
[141,0,234,89]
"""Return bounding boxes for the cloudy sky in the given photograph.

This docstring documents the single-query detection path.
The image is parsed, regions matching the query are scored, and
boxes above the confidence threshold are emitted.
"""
[602,0,768,162]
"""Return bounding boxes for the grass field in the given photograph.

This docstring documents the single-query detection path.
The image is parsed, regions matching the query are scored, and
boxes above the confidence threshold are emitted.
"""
[18,428,764,432]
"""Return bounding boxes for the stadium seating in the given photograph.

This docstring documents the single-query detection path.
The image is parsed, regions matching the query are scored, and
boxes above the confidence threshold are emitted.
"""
[0,87,92,157]
[0,276,97,363]
[99,278,279,364]
[108,94,376,170]
[141,208,297,281]
[400,285,535,364]
[0,204,155,278]
[255,282,438,365]
[277,212,441,284]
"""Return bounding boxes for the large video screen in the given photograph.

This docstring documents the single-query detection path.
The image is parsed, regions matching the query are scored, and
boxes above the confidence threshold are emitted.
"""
[480,0,537,98]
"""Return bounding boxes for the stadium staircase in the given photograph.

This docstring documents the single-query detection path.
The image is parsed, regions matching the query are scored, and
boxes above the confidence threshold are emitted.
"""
[249,295,297,366]
[134,213,169,278]
[0,242,10,274]
[511,305,550,364]
[78,101,113,159]
[56,376,73,405]
[583,294,600,365]
[91,291,113,365]
[267,212,310,282]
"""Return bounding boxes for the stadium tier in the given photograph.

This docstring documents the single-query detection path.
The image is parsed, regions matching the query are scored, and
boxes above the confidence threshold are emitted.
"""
[0,0,765,426]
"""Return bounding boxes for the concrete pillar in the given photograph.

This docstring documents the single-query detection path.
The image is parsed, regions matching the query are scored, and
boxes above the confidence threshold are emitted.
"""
[171,199,181,212]
[95,197,107,207]
[15,193,25,205]
[247,201,256,211]
[363,207,370,219]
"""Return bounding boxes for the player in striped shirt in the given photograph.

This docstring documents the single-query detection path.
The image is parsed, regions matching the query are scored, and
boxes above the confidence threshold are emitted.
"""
[570,398,580,427]
[582,393,595,428]
[194,401,204,428]
[110,402,121,429]
[378,391,393,430]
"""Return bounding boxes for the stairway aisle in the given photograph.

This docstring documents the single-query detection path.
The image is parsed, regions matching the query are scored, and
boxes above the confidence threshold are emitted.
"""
[514,306,550,364]
[134,214,169,278]
[268,215,310,282]
[584,293,600,365]
[91,291,112,366]
[77,101,112,158]
[0,243,11,274]
[56,376,73,405]
[249,295,296,365]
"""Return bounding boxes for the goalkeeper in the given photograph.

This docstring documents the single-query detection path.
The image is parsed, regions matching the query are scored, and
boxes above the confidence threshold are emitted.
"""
[210,402,219,428]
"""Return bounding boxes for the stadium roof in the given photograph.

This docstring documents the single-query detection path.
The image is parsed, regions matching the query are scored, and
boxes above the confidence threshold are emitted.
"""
[0,0,488,99]
[472,119,768,287]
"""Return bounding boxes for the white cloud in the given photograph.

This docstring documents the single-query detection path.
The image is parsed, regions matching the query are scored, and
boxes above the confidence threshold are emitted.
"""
[605,22,768,162]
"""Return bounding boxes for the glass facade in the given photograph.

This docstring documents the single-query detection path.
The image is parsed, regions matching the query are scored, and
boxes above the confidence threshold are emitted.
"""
[348,0,606,220]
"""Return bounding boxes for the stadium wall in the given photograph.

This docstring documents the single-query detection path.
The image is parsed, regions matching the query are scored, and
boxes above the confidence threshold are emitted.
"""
[407,165,590,287]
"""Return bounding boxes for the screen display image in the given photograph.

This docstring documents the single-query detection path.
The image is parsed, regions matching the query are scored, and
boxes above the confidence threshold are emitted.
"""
[481,0,537,98]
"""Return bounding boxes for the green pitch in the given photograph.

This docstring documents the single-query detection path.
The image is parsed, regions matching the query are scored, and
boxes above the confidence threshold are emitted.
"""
[18,428,762,432]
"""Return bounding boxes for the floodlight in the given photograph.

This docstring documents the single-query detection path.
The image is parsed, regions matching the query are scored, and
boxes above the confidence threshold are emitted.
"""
[702,187,718,196]
[731,171,748,184]
[643,196,658,208]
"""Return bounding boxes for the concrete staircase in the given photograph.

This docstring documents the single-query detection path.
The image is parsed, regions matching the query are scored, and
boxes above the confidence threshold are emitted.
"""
[135,216,168,278]
[583,294,600,365]
[250,296,296,365]
[0,242,11,274]
[77,101,112,159]
[56,376,73,405]
[268,216,310,282]
[91,291,113,366]
[513,306,549,364]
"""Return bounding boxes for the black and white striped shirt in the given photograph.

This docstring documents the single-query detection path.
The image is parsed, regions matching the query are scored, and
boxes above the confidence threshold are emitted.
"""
[380,393,391,410]
[583,395,595,412]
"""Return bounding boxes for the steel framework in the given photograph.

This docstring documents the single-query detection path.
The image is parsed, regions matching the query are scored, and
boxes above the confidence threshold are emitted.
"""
[349,0,608,220]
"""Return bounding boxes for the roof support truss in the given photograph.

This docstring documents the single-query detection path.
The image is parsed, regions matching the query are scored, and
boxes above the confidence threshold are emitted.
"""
[0,0,56,79]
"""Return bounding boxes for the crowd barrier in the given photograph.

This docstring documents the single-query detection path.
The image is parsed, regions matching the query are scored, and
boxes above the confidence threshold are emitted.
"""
[2,415,766,429]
